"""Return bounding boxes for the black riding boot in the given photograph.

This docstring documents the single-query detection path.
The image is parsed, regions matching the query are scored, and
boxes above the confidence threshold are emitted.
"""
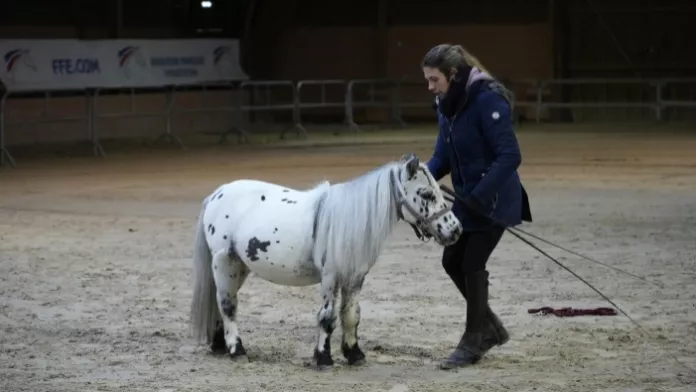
[448,271,509,349]
[486,307,509,346]
[440,270,499,369]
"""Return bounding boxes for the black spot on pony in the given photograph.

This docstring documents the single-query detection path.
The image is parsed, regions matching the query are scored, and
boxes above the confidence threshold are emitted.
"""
[246,237,271,261]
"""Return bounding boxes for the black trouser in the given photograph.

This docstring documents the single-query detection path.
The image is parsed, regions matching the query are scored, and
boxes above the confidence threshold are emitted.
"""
[441,226,505,296]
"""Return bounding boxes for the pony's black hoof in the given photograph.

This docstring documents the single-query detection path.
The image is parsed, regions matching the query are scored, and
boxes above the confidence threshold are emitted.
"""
[313,348,334,369]
[228,337,248,362]
[209,327,227,354]
[342,342,366,366]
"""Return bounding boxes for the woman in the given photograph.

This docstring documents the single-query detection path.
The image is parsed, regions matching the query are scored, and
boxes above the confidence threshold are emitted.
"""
[421,43,532,369]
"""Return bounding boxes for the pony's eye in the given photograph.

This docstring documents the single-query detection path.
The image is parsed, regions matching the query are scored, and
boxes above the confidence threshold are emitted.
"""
[418,190,436,202]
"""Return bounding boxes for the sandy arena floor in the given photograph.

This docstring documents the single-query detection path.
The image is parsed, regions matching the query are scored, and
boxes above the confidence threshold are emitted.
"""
[1,124,696,391]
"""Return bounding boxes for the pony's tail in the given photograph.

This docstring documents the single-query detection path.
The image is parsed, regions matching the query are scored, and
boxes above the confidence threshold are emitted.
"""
[189,197,218,344]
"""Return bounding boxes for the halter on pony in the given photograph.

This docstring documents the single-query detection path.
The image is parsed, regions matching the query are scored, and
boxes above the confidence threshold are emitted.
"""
[389,157,451,243]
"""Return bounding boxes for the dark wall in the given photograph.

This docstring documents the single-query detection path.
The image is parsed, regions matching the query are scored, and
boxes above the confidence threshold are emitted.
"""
[0,0,248,38]
[2,0,694,122]
[564,0,696,78]
[3,0,694,80]
[552,0,696,121]
[271,0,551,81]
[243,0,696,81]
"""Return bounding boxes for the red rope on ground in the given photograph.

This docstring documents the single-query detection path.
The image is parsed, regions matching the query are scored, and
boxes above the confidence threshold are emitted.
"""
[528,306,618,317]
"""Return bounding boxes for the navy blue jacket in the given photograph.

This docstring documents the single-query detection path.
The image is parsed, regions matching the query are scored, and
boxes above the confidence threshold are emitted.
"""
[427,76,532,231]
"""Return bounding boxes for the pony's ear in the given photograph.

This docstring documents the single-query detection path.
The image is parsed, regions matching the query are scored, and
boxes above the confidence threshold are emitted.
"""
[405,154,420,179]
[400,152,416,163]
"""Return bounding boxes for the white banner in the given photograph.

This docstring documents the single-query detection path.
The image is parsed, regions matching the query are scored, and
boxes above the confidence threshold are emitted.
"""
[0,39,249,92]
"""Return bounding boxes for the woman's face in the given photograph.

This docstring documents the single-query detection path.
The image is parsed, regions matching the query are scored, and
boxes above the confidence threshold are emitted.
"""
[423,66,451,97]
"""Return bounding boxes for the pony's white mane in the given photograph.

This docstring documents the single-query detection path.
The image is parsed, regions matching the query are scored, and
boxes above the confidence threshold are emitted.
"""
[311,161,402,286]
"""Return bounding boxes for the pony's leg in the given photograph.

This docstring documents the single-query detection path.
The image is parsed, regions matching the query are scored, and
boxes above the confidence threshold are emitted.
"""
[340,278,366,366]
[211,249,250,360]
[314,272,339,369]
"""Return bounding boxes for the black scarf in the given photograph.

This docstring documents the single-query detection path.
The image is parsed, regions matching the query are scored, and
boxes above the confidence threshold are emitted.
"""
[437,65,472,118]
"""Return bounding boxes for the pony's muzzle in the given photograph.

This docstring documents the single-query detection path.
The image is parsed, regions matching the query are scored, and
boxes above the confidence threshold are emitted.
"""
[436,228,462,247]
[431,214,463,247]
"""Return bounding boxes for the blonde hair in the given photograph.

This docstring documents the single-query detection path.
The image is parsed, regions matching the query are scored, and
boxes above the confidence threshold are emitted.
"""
[421,44,490,78]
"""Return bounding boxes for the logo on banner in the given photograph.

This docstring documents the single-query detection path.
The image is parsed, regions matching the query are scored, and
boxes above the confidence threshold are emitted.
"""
[212,45,236,78]
[213,46,231,65]
[118,45,147,79]
[3,49,37,81]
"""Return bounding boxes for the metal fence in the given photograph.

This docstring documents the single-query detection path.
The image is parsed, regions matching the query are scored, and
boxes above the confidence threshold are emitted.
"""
[2,77,695,168]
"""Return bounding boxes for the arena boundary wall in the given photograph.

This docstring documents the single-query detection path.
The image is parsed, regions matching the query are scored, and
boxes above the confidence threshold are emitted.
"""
[1,39,695,169]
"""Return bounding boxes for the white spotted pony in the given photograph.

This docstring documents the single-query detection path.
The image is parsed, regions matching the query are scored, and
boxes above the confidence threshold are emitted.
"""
[189,153,462,369]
